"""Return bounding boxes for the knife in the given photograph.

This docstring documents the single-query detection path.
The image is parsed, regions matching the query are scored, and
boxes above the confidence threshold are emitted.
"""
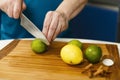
[20,13,50,45]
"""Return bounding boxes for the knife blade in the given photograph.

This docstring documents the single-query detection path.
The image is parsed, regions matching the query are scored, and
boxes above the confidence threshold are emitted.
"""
[20,13,50,45]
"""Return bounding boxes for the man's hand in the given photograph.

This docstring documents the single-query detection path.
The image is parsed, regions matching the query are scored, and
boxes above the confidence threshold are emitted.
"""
[42,0,87,43]
[0,0,26,19]
[42,11,69,42]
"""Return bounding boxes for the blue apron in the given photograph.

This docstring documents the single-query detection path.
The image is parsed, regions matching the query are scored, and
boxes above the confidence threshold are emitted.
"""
[0,0,70,40]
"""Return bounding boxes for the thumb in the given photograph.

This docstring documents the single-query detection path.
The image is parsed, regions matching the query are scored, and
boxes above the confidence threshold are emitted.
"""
[22,2,26,11]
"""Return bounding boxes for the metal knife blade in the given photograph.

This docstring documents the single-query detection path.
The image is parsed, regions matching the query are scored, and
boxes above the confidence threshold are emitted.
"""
[20,13,50,45]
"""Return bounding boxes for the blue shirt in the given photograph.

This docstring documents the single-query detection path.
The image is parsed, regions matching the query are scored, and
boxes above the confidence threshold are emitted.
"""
[0,0,70,40]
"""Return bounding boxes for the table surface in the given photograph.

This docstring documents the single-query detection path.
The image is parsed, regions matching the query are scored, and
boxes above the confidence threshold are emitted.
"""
[0,38,120,55]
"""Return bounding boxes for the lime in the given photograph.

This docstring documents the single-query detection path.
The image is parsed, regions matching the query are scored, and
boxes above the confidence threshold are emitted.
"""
[85,45,102,64]
[31,38,47,53]
[60,44,83,65]
[68,39,82,49]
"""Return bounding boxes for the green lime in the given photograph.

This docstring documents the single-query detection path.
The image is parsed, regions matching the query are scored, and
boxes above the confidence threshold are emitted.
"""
[85,45,102,64]
[68,39,82,49]
[31,38,47,53]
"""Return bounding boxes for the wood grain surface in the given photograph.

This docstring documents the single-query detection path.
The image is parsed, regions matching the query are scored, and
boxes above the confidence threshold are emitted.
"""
[0,40,120,80]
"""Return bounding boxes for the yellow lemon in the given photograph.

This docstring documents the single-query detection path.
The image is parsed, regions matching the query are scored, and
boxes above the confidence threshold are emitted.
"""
[31,38,47,53]
[60,44,83,65]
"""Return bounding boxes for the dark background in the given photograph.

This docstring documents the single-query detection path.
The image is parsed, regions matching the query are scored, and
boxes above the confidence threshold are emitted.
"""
[67,0,120,42]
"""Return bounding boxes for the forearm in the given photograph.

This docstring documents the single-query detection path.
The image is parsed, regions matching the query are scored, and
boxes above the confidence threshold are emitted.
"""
[56,0,87,20]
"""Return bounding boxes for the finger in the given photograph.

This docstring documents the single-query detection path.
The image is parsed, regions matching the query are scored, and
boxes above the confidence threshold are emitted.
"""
[52,20,62,41]
[0,1,9,15]
[22,2,26,11]
[42,11,53,37]
[47,13,59,42]
[13,0,22,19]
[7,2,13,18]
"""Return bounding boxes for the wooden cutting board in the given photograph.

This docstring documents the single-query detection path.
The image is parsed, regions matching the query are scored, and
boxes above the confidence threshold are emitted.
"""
[0,40,120,80]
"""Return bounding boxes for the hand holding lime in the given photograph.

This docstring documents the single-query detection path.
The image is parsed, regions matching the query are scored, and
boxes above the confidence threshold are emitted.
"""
[31,38,47,53]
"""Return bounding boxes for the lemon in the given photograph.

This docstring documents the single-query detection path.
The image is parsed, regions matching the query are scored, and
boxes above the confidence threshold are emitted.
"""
[31,38,47,53]
[60,44,83,65]
[85,45,102,64]
[68,39,82,49]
